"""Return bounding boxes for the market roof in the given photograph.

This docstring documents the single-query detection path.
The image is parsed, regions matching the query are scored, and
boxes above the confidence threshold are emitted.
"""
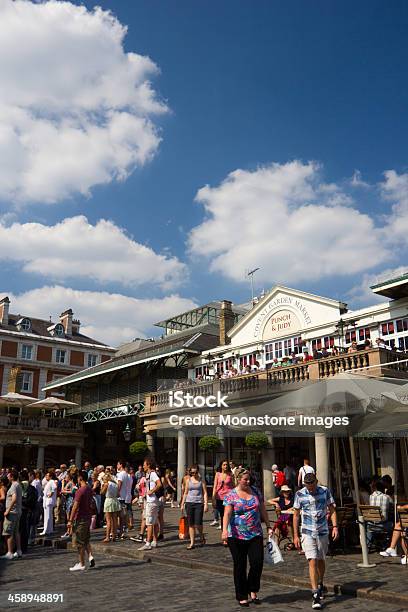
[43,323,220,391]
[371,272,408,300]
[154,300,249,332]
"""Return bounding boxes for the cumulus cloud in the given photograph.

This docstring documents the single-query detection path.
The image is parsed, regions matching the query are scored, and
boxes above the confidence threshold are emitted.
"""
[0,215,186,289]
[0,0,167,204]
[4,286,197,347]
[381,170,408,238]
[347,266,408,306]
[188,161,389,285]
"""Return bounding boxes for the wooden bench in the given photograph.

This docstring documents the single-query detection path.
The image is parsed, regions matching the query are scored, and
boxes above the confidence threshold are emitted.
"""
[360,505,388,550]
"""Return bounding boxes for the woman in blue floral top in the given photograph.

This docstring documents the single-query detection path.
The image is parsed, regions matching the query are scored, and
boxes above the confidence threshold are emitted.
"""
[222,469,273,607]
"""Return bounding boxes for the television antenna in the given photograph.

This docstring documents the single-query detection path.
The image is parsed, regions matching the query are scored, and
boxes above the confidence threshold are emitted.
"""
[247,268,260,306]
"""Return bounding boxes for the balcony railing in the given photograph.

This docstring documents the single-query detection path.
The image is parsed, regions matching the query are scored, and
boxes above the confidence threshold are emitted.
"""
[144,348,408,414]
[0,415,83,433]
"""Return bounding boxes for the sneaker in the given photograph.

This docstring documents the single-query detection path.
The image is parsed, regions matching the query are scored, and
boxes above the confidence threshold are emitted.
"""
[13,551,23,559]
[151,541,158,548]
[210,520,218,526]
[138,543,152,551]
[401,556,407,565]
[380,547,397,557]
[69,563,86,572]
[89,555,95,568]
[60,533,71,540]
[312,594,322,609]
[130,534,144,542]
[0,552,14,560]
[216,525,222,530]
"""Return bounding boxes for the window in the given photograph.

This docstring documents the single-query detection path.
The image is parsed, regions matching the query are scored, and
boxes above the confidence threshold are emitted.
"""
[381,322,395,336]
[21,344,33,360]
[396,318,408,333]
[87,354,98,368]
[399,336,408,351]
[54,323,65,337]
[265,343,273,361]
[358,327,371,342]
[55,349,66,364]
[19,318,31,332]
[345,330,357,343]
[21,371,33,393]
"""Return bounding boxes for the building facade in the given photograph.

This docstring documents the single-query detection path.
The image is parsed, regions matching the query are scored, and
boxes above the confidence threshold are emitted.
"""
[0,296,115,468]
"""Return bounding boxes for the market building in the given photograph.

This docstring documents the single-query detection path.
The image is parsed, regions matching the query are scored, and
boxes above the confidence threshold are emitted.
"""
[44,275,408,499]
[0,297,115,468]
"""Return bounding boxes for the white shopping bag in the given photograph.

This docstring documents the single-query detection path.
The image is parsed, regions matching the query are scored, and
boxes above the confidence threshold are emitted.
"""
[265,536,283,565]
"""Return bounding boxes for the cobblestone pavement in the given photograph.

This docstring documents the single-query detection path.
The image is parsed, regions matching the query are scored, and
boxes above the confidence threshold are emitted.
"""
[0,546,406,612]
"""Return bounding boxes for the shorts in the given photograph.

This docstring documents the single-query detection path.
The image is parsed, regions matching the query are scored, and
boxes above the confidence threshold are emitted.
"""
[301,534,329,560]
[185,502,204,526]
[72,520,90,549]
[145,502,159,526]
[2,513,20,537]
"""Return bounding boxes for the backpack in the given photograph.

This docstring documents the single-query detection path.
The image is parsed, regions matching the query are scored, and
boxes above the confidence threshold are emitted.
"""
[22,483,37,512]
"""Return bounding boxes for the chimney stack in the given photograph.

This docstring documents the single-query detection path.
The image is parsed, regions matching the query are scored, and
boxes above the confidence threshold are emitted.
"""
[219,300,235,345]
[72,318,81,334]
[60,309,73,336]
[0,296,10,326]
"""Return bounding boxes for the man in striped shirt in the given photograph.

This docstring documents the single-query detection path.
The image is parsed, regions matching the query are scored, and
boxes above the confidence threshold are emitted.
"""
[293,473,338,609]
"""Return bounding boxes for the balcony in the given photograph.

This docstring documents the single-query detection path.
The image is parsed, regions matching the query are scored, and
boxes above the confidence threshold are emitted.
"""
[144,348,408,414]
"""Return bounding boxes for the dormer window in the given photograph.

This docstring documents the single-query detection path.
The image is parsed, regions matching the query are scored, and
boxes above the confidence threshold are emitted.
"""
[47,322,65,337]
[17,317,32,332]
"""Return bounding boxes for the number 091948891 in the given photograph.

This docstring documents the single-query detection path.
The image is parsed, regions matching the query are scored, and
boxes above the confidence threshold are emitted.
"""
[6,593,64,605]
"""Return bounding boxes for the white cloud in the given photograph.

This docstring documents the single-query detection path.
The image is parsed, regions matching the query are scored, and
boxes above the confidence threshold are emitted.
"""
[4,286,197,347]
[350,170,371,189]
[381,170,408,238]
[188,161,389,285]
[0,0,167,204]
[0,215,186,289]
[347,266,408,305]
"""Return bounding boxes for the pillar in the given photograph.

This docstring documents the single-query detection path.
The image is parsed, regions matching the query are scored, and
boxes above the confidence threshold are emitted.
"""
[36,445,45,470]
[75,446,82,468]
[0,444,4,467]
[215,426,226,453]
[308,436,316,469]
[145,432,154,457]
[379,439,395,482]
[187,436,194,467]
[177,429,187,502]
[262,432,276,499]
[315,433,329,486]
[198,449,205,480]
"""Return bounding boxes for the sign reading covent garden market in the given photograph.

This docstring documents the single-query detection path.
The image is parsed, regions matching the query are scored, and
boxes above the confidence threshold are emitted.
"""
[254,296,313,340]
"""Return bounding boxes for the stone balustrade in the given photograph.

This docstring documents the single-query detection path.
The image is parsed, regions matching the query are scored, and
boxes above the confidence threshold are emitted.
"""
[144,347,408,414]
[0,414,82,433]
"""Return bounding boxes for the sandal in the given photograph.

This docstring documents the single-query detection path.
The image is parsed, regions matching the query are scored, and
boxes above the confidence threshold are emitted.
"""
[187,543,195,549]
[102,538,110,543]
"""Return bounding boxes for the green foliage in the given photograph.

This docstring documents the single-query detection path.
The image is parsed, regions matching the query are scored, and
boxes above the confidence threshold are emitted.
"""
[129,440,148,458]
[198,435,221,451]
[244,432,269,449]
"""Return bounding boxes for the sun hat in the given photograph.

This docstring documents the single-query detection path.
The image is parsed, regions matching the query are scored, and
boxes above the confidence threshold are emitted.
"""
[280,485,292,492]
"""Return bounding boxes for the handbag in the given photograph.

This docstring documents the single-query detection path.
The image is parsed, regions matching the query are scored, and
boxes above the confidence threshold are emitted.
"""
[178,514,189,539]
[265,536,283,565]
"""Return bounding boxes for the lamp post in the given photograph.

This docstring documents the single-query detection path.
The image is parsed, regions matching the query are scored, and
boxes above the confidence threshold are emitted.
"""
[123,422,132,442]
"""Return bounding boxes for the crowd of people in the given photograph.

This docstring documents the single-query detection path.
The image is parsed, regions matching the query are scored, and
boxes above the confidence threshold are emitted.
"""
[0,456,407,609]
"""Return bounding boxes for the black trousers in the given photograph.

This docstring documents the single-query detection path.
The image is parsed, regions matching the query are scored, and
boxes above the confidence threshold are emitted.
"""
[216,498,225,523]
[228,536,264,601]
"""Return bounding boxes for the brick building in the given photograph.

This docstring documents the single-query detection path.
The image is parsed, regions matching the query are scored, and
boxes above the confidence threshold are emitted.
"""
[0,296,115,468]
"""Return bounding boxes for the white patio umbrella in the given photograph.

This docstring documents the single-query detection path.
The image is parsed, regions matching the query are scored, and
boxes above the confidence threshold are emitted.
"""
[26,397,78,410]
[0,392,38,407]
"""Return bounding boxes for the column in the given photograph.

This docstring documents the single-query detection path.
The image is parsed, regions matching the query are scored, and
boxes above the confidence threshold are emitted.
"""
[198,449,206,480]
[315,433,329,486]
[262,432,276,499]
[379,440,395,482]
[145,432,154,457]
[177,429,187,502]
[75,446,82,468]
[187,436,194,467]
[0,444,4,467]
[36,445,45,470]
[215,425,225,453]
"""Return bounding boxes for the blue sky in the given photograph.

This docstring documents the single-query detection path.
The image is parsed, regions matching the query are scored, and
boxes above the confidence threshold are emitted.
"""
[0,0,407,345]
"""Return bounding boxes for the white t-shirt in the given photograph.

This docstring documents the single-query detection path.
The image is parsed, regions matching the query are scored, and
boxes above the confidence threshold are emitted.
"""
[43,479,57,507]
[299,465,315,484]
[116,470,130,501]
[146,471,160,504]
[125,473,133,504]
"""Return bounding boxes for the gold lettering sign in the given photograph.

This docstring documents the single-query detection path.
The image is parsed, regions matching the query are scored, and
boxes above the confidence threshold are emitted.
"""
[262,309,302,341]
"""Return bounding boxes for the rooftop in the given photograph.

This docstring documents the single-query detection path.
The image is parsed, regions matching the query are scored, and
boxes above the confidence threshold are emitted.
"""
[371,272,408,300]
